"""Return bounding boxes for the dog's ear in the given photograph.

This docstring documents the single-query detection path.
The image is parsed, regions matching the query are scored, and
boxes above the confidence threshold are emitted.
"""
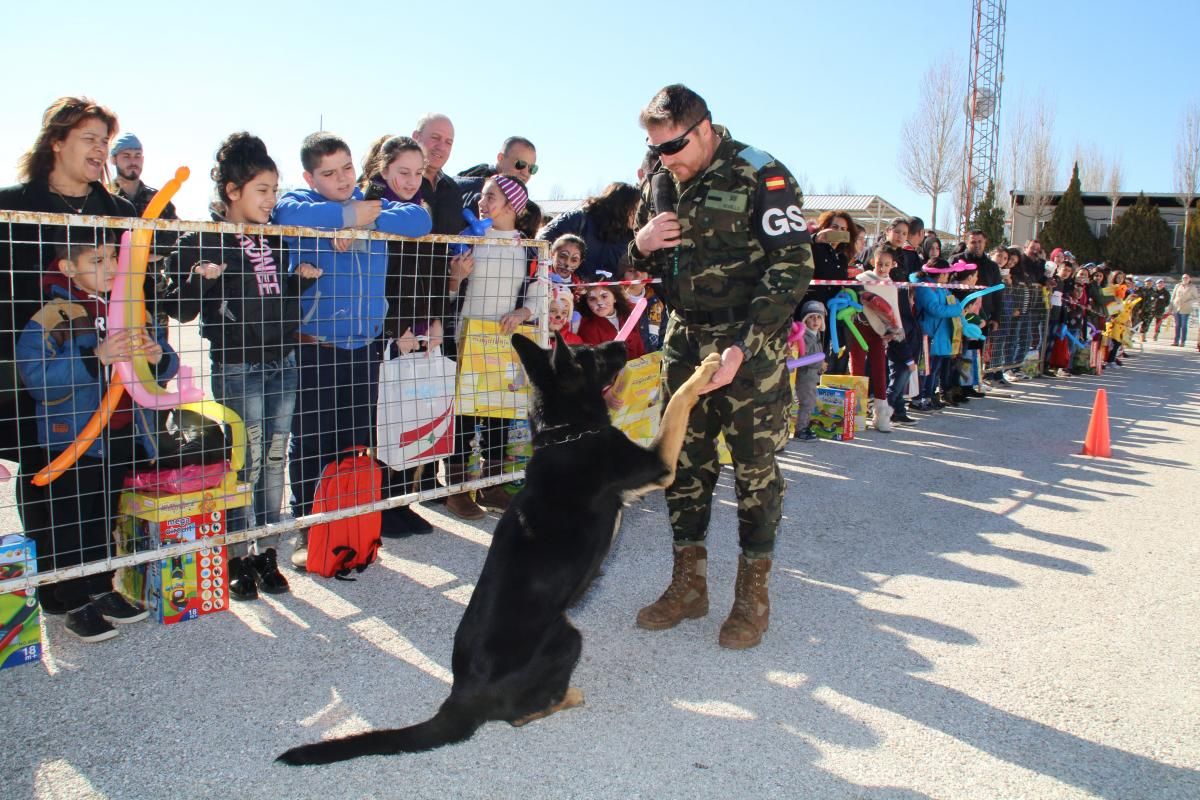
[511,333,552,387]
[552,331,575,373]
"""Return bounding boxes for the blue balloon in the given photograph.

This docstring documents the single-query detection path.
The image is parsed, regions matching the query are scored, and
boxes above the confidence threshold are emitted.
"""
[448,208,494,256]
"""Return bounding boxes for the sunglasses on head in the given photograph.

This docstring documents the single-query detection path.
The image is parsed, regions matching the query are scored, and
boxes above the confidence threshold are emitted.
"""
[647,113,711,157]
[514,160,538,175]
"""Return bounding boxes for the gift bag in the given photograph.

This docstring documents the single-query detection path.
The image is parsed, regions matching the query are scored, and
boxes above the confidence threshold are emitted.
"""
[376,344,456,470]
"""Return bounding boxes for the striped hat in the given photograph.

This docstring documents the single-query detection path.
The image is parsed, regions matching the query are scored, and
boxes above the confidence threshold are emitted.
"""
[491,174,528,215]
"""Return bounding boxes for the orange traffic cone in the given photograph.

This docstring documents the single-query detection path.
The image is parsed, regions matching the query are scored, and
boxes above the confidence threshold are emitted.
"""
[1082,388,1111,458]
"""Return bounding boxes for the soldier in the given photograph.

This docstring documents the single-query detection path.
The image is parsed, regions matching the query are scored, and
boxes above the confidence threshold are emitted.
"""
[629,84,813,650]
[109,133,177,219]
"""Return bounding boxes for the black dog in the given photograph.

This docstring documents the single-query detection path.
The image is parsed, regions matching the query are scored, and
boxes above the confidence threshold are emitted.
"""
[278,334,720,765]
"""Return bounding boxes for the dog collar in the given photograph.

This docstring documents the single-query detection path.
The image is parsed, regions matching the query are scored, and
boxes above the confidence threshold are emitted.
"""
[532,424,608,449]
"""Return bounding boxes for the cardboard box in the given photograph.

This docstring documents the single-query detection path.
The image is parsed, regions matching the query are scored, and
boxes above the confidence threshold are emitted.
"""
[0,535,41,670]
[812,387,856,441]
[819,375,868,431]
[116,476,250,625]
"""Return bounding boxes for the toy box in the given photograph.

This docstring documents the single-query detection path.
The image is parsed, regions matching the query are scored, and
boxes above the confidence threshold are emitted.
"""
[0,535,41,670]
[812,387,856,441]
[819,375,868,431]
[116,476,250,625]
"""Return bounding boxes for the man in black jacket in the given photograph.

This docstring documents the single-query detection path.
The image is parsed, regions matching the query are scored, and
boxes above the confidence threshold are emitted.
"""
[454,136,538,210]
[412,113,464,236]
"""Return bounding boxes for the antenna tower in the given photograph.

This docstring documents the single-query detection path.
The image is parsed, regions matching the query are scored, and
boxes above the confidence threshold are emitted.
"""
[958,0,1007,237]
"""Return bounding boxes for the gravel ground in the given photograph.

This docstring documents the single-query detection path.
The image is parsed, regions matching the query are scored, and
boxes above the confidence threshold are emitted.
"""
[2,341,1198,800]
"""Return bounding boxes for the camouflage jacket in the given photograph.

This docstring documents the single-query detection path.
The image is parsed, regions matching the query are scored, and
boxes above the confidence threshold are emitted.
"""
[114,181,177,220]
[629,126,813,358]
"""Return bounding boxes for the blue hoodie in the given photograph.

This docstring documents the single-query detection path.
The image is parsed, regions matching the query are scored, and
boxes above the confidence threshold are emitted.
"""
[911,272,964,357]
[272,188,432,349]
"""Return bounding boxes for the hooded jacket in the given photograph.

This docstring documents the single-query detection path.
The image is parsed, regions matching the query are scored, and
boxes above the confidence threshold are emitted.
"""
[912,272,964,357]
[271,187,432,349]
[16,277,178,459]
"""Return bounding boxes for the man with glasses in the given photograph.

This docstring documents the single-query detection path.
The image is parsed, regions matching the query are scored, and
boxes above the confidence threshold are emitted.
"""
[629,84,813,651]
[455,136,538,211]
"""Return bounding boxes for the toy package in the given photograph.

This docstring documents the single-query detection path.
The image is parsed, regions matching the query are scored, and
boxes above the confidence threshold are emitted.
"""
[819,375,868,431]
[0,535,41,670]
[812,387,856,441]
[116,476,250,625]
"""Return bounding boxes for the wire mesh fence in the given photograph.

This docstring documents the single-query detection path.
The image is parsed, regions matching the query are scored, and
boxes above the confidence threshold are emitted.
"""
[0,211,548,596]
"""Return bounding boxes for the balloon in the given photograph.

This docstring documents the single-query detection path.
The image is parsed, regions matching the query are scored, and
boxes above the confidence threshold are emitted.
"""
[615,296,647,343]
[826,290,864,353]
[958,283,1005,309]
[448,208,493,256]
[787,352,826,369]
[787,321,806,355]
[962,322,985,340]
[33,168,191,485]
[1058,324,1087,349]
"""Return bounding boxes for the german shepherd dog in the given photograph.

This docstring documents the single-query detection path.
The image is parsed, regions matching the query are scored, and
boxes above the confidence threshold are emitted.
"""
[278,334,720,765]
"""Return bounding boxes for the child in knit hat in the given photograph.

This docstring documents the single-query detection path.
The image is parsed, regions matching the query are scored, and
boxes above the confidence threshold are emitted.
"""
[792,300,827,441]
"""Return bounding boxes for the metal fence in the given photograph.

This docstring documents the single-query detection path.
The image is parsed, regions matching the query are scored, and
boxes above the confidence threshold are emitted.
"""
[1,211,549,594]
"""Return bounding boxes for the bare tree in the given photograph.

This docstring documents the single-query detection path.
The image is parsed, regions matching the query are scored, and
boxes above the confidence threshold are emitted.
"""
[1174,101,1200,272]
[1009,95,1058,242]
[897,56,964,231]
[1105,158,1124,225]
[1071,143,1107,192]
[836,177,855,195]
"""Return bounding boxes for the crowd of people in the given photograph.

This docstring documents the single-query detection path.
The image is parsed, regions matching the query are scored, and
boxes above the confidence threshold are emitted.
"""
[0,93,1195,648]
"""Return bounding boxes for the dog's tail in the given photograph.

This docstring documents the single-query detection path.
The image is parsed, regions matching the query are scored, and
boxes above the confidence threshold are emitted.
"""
[276,700,481,766]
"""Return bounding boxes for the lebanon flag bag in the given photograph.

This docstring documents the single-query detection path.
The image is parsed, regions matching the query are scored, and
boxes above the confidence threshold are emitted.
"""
[375,344,456,470]
[307,448,382,580]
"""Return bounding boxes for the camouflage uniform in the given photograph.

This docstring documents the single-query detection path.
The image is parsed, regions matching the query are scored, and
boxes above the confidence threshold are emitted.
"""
[630,126,813,556]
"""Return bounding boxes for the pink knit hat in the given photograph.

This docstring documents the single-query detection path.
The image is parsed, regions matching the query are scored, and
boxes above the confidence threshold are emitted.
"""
[491,174,529,215]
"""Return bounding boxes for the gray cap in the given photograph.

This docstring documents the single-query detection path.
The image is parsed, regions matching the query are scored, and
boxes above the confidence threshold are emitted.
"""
[800,300,827,319]
[110,132,143,157]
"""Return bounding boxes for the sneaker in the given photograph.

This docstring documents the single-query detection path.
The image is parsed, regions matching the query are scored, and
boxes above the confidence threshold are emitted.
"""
[910,398,933,412]
[891,410,916,424]
[64,603,119,643]
[290,546,308,571]
[381,505,434,538]
[229,556,259,601]
[793,428,817,441]
[252,549,290,595]
[90,591,149,624]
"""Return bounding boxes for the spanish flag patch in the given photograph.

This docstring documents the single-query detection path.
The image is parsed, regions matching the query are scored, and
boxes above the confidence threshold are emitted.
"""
[764,176,787,192]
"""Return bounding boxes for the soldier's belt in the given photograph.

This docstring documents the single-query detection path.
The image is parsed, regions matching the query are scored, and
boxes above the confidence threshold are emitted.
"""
[675,305,750,325]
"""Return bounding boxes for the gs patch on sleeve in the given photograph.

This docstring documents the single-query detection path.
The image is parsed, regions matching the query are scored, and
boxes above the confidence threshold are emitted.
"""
[753,167,810,250]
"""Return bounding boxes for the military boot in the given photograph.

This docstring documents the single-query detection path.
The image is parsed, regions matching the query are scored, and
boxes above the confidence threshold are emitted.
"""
[636,544,708,630]
[718,554,771,650]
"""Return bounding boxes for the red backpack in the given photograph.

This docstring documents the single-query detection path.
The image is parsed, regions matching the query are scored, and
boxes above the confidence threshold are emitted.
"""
[306,448,382,580]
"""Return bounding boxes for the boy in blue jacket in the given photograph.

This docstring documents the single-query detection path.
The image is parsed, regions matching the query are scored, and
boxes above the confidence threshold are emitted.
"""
[17,227,178,641]
[910,259,965,411]
[271,133,432,567]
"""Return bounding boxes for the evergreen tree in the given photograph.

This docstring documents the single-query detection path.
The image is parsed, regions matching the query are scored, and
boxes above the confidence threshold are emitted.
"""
[1104,192,1176,274]
[969,181,1006,246]
[1040,162,1100,262]
[1186,206,1200,272]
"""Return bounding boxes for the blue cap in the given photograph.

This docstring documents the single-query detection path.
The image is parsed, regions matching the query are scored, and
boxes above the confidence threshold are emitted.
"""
[110,132,143,157]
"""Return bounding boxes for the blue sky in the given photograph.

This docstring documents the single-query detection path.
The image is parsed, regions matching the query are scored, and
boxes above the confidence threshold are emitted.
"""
[2,0,1195,230]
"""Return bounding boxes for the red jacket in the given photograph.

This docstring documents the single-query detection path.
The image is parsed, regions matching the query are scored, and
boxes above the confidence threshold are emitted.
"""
[577,315,645,359]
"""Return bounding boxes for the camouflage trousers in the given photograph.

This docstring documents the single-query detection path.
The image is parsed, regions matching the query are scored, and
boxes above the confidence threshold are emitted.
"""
[661,317,790,557]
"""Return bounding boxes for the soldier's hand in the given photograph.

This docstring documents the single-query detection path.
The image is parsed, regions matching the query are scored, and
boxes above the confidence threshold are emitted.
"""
[698,346,744,395]
[635,212,682,255]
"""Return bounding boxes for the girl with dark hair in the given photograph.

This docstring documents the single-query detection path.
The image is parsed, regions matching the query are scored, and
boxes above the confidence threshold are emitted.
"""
[576,284,646,358]
[161,132,323,601]
[536,182,639,279]
[920,234,942,261]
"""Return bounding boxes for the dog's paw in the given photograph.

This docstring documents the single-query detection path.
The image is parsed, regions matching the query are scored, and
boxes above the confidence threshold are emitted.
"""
[680,353,723,395]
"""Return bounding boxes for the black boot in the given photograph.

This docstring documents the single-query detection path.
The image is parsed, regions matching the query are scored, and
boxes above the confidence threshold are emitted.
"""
[251,548,290,595]
[381,505,434,538]
[229,556,259,601]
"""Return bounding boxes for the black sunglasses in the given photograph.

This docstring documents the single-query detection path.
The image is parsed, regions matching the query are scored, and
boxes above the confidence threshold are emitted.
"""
[647,113,711,157]
[514,160,538,175]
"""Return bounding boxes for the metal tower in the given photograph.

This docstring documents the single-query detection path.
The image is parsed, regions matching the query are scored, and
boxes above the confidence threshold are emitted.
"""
[958,0,1007,238]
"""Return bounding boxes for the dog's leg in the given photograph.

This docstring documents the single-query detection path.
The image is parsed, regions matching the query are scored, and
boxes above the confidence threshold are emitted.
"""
[509,687,585,727]
[651,353,722,488]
